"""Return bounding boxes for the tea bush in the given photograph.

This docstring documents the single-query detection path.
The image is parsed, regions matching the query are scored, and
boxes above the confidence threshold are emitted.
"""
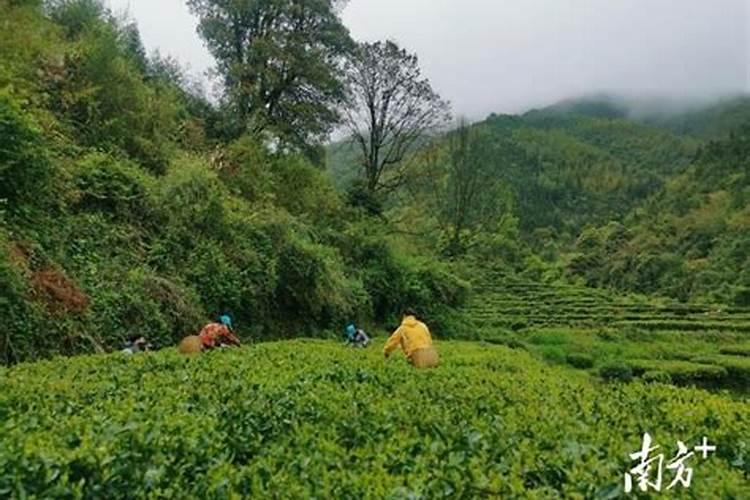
[566,352,595,369]
[0,341,747,498]
[599,360,633,382]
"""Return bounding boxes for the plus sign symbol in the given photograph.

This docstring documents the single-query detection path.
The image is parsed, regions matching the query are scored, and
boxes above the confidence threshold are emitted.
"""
[694,437,716,459]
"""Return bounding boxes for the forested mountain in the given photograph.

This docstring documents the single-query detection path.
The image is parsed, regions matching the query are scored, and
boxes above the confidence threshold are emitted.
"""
[330,94,750,305]
[524,93,750,140]
[569,122,750,304]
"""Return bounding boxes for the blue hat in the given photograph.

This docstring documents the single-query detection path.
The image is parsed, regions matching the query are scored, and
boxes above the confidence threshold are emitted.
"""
[346,324,356,337]
[219,315,233,329]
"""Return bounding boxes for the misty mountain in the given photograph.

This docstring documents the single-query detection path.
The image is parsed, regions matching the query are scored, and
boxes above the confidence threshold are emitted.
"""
[522,93,750,139]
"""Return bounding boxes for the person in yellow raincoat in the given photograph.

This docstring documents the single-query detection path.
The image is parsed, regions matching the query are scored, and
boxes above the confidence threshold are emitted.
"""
[383,310,439,368]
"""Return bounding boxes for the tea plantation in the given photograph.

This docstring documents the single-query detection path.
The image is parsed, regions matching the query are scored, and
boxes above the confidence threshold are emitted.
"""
[467,270,750,390]
[1,341,748,498]
[467,269,750,333]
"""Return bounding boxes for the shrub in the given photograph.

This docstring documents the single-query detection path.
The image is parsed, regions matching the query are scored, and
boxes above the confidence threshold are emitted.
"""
[481,332,526,350]
[504,338,527,350]
[528,330,568,345]
[345,181,383,216]
[599,361,633,382]
[71,152,154,221]
[337,229,468,329]
[510,319,528,331]
[719,345,750,357]
[86,267,205,350]
[595,329,617,341]
[540,346,566,364]
[46,8,179,173]
[219,136,274,202]
[732,286,750,307]
[1,341,748,497]
[270,154,342,220]
[140,275,205,342]
[692,355,750,387]
[0,233,45,364]
[566,353,594,369]
[275,235,367,332]
[152,158,227,242]
[183,242,245,321]
[629,359,728,386]
[642,370,672,384]
[0,90,54,214]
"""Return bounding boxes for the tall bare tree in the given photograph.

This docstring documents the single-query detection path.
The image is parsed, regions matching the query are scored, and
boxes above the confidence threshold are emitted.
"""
[343,40,450,193]
[426,119,506,255]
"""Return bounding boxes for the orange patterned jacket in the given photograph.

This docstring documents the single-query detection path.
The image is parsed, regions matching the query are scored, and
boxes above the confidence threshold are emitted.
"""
[199,323,240,348]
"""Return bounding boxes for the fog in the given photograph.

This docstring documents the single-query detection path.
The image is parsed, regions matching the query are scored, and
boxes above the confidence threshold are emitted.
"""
[106,0,749,118]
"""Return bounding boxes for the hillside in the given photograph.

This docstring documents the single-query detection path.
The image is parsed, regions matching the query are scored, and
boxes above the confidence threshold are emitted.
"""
[0,1,466,364]
[329,94,750,305]
[331,97,703,234]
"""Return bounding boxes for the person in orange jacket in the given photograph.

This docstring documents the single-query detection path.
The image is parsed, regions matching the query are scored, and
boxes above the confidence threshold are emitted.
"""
[384,309,439,368]
[199,314,241,350]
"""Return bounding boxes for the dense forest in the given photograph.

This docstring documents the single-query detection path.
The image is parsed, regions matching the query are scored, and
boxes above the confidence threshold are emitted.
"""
[2,0,749,365]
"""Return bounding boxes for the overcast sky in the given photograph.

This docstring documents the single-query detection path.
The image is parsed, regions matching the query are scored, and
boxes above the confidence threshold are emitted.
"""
[106,0,749,119]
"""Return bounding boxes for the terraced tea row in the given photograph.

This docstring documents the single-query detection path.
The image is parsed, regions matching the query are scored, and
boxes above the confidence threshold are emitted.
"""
[466,271,750,333]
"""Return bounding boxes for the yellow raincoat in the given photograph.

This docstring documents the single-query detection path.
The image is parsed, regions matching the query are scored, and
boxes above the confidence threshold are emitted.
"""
[384,315,435,362]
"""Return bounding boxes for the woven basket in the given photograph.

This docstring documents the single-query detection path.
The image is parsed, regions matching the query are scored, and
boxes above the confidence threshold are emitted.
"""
[411,347,439,368]
[178,335,203,355]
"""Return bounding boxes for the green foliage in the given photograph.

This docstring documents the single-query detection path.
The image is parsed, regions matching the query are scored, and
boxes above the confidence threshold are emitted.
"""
[539,345,566,364]
[344,180,383,216]
[269,154,342,220]
[641,370,672,384]
[691,355,750,387]
[0,2,469,363]
[219,136,275,202]
[187,0,353,156]
[44,1,182,172]
[1,341,748,497]
[0,90,54,214]
[566,352,594,369]
[719,345,750,357]
[276,235,367,330]
[599,360,633,382]
[85,268,205,350]
[565,123,750,304]
[629,359,728,387]
[429,120,509,255]
[153,158,227,240]
[70,152,154,220]
[331,92,749,308]
[0,232,45,364]
[336,227,469,334]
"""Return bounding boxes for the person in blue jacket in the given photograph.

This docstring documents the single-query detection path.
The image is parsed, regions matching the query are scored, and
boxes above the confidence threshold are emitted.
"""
[345,323,370,348]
